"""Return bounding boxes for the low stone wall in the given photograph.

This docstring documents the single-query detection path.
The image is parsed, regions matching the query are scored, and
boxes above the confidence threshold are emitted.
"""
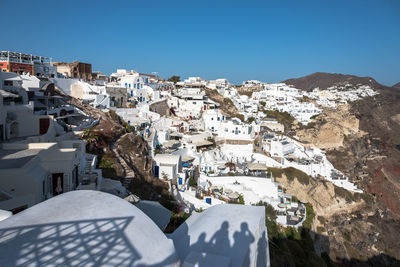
[216,139,254,145]
[149,99,171,116]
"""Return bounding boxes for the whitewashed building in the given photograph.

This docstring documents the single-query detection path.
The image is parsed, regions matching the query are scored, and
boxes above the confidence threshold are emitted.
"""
[154,154,182,180]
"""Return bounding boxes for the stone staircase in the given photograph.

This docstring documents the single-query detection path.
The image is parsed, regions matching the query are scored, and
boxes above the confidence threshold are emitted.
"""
[111,144,136,188]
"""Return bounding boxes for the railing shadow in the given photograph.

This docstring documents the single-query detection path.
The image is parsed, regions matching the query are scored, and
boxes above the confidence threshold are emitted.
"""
[0,216,142,266]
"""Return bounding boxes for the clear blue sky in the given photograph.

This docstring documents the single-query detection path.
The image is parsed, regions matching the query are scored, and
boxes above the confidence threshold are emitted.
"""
[1,0,399,85]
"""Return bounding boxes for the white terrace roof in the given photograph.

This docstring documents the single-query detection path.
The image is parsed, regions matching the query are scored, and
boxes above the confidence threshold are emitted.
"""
[169,204,270,267]
[0,191,178,267]
[0,149,42,169]
[154,154,181,165]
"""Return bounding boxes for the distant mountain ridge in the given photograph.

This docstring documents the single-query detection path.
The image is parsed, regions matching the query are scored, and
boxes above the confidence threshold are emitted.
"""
[282,72,384,92]
[393,82,400,89]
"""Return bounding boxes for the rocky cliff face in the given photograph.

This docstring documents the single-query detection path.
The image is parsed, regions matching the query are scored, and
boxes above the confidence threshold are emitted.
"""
[237,86,264,97]
[282,73,400,265]
[295,105,361,149]
[116,133,153,179]
[270,168,364,218]
[115,133,171,201]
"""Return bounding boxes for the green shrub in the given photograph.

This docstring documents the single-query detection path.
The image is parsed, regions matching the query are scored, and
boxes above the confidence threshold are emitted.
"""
[247,117,256,124]
[302,203,315,229]
[237,194,245,205]
[334,186,360,203]
[267,167,310,185]
[285,167,310,185]
[189,176,197,187]
[283,227,301,240]
[262,109,295,130]
[108,110,120,122]
[98,152,114,168]
[299,96,311,103]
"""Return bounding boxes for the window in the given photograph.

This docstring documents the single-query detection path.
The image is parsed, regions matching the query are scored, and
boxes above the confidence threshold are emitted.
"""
[193,102,197,104]
[4,80,12,86]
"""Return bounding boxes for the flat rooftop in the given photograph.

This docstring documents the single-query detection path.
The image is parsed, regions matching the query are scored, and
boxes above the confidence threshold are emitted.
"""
[0,149,41,169]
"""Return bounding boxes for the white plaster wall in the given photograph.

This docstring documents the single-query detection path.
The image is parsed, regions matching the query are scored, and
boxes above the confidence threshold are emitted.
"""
[159,165,176,180]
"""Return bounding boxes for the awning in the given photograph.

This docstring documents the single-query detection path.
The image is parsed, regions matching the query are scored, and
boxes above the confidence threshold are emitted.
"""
[0,90,19,98]
[217,164,226,170]
[163,140,180,148]
[224,189,233,194]
[195,140,213,147]
[169,132,181,137]
[247,162,268,171]
[4,76,22,81]
[182,156,195,162]
[285,154,296,160]
[33,95,64,99]
[228,192,239,199]
[55,113,85,119]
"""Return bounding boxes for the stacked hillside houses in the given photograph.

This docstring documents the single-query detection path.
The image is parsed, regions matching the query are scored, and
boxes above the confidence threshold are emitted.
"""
[0,51,382,267]
[0,60,126,214]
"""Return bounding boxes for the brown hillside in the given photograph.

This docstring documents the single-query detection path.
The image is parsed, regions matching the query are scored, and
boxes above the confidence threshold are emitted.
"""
[283,72,382,91]
[204,89,244,121]
[281,73,400,263]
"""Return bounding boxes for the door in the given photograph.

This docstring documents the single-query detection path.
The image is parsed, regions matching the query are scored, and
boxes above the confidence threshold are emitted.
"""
[39,118,50,134]
[74,166,79,189]
[52,173,64,196]
[154,166,159,177]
